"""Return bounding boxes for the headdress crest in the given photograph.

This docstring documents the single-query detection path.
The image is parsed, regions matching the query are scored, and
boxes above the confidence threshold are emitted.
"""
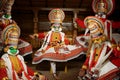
[92,0,114,15]
[48,8,65,23]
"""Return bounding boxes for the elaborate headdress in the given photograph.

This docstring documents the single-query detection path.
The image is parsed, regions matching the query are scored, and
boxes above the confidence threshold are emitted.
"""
[84,16,105,38]
[0,0,15,19]
[1,23,20,48]
[48,8,65,23]
[92,0,115,15]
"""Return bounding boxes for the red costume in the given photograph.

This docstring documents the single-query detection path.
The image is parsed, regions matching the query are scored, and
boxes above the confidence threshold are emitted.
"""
[0,21,47,80]
[78,16,120,80]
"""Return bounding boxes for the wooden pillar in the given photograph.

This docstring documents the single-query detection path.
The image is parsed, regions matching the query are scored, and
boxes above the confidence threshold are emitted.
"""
[33,9,38,34]
[32,9,40,49]
[72,10,79,44]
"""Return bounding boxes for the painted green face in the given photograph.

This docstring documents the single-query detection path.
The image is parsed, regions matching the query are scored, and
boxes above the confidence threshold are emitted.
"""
[53,26,60,32]
[3,14,11,19]
[9,47,17,55]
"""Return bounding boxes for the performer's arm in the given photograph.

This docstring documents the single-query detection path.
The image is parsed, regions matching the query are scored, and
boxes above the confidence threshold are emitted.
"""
[38,32,46,39]
[112,44,120,57]
[75,18,86,28]
[81,55,89,70]
[79,55,89,77]
[27,66,35,76]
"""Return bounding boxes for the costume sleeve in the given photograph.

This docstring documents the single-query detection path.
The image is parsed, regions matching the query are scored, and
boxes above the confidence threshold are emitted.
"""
[112,46,120,57]
[27,66,34,76]
[110,46,120,67]
[75,18,86,28]
[81,55,90,69]
[38,32,45,39]
[0,59,8,80]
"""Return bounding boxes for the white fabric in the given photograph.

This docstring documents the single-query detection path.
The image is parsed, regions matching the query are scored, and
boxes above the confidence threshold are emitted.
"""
[90,42,113,72]
[18,39,30,48]
[76,36,90,48]
[99,60,117,76]
[50,62,56,74]
[1,54,31,80]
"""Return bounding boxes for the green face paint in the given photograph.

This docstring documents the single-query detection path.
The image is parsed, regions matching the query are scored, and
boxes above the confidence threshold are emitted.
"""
[4,14,11,19]
[9,47,17,54]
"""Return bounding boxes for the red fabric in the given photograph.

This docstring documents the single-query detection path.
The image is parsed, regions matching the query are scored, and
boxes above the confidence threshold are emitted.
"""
[19,44,32,55]
[0,24,6,30]
[82,56,89,69]
[83,44,105,70]
[110,48,120,67]
[0,68,8,79]
[38,32,45,39]
[0,59,8,79]
[64,38,70,45]
[0,57,36,79]
[75,18,86,28]
[17,56,32,79]
[33,47,85,62]
[75,17,120,29]
[27,66,34,76]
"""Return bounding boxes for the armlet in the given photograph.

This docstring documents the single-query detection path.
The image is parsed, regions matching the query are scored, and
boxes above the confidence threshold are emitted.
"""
[0,59,6,68]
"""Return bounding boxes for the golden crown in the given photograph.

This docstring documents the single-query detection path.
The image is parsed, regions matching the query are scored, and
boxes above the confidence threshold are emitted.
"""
[84,16,104,34]
[97,0,107,13]
[48,8,65,23]
[1,23,20,46]
[92,0,114,15]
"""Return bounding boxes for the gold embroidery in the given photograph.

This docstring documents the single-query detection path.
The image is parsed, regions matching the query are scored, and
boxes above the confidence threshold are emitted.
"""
[51,32,60,42]
[0,59,6,68]
[94,48,101,61]
[9,55,22,73]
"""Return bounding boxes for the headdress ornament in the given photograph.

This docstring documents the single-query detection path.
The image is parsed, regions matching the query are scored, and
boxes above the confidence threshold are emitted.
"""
[84,16,104,36]
[1,23,20,47]
[92,0,114,15]
[48,8,65,23]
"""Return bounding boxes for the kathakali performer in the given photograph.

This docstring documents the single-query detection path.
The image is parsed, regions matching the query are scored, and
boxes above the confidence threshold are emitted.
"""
[32,8,86,79]
[75,0,120,41]
[0,21,47,80]
[0,0,33,56]
[75,0,120,79]
[78,16,120,80]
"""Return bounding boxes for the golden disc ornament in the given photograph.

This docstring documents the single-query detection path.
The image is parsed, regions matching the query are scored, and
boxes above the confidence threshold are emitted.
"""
[92,0,115,15]
[48,8,65,23]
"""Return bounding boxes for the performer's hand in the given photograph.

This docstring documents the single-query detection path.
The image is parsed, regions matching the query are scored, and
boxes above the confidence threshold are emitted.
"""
[94,69,99,75]
[79,68,86,77]
[29,33,38,39]
[117,46,120,51]
[41,49,45,53]
[33,72,47,80]
[2,77,9,80]
[33,72,40,80]
[32,76,39,80]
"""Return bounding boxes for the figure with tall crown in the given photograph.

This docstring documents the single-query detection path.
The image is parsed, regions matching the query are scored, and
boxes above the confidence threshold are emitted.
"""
[75,0,120,79]
[74,0,120,58]
[0,0,33,56]
[0,21,47,80]
[78,16,120,80]
[75,0,120,41]
[32,8,86,80]
[0,0,48,80]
